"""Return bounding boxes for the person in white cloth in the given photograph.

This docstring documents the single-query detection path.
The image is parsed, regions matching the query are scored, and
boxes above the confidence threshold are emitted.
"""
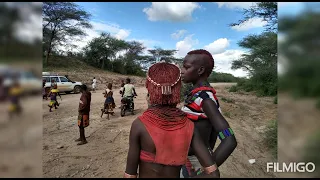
[92,77,97,92]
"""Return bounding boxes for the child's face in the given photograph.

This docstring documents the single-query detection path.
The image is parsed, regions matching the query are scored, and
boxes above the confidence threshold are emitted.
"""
[181,55,199,83]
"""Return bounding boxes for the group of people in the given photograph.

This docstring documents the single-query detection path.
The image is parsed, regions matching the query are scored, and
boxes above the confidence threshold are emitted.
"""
[96,77,138,118]
[77,77,138,145]
[43,49,237,177]
[123,49,237,178]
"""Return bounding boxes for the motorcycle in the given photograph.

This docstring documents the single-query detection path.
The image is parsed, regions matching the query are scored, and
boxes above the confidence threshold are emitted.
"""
[120,95,136,117]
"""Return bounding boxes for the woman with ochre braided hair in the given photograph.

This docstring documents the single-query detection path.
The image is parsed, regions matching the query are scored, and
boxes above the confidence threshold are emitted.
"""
[124,62,220,178]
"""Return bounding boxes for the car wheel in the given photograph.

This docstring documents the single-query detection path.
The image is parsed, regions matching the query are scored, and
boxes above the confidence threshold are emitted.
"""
[73,86,81,94]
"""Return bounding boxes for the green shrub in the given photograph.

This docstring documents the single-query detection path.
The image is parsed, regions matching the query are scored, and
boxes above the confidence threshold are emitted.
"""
[273,96,277,104]
[264,119,277,159]
[229,85,238,92]
[303,131,320,177]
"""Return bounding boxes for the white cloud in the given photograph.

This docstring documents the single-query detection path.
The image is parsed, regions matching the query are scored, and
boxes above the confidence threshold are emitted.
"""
[175,34,199,58]
[172,34,248,77]
[213,50,248,77]
[115,50,127,58]
[171,30,187,40]
[215,2,256,9]
[114,29,130,40]
[143,2,200,22]
[231,17,268,31]
[204,38,230,55]
[90,21,131,39]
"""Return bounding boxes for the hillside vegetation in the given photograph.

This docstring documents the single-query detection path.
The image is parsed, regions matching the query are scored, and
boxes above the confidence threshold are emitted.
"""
[43,56,146,89]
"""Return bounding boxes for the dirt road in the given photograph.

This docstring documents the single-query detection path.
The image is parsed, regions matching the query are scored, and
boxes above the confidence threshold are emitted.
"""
[42,83,277,178]
[0,96,42,178]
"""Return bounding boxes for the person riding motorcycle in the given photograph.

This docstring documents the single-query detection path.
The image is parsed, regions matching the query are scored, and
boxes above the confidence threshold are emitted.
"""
[121,78,137,111]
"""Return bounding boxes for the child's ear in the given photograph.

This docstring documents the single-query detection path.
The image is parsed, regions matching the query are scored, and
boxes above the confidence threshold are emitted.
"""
[198,66,205,76]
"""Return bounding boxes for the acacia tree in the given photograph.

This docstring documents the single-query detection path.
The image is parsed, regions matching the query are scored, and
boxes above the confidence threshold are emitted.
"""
[230,2,277,32]
[147,47,177,63]
[42,2,92,65]
[83,33,128,70]
[125,41,145,60]
[0,3,42,58]
[279,9,320,98]
[229,2,277,96]
[0,3,20,44]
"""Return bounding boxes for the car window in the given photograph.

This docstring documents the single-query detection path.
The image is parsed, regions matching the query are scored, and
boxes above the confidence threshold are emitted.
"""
[51,77,60,83]
[59,77,69,82]
[43,77,50,82]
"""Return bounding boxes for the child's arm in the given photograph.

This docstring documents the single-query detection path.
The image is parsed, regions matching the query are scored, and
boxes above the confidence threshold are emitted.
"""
[124,118,141,178]
[122,87,125,97]
[201,92,237,167]
[133,87,137,96]
[191,128,220,178]
[47,92,51,98]
[131,84,137,96]
[78,94,88,112]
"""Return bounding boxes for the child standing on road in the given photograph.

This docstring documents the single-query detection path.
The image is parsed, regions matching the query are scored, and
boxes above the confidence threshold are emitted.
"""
[101,83,115,118]
[92,77,97,92]
[76,84,91,145]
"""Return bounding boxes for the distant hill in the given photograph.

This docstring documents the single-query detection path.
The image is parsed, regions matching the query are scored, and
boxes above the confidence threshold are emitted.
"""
[43,56,146,90]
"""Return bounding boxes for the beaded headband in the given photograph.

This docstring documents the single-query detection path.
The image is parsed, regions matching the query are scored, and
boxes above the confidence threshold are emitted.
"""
[146,62,181,95]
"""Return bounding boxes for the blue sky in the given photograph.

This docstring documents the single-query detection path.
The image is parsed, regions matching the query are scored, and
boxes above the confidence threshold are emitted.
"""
[73,2,272,77]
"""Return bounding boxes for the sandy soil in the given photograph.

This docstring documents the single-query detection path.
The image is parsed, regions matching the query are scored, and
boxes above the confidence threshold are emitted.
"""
[278,93,320,178]
[0,96,42,178]
[42,83,277,178]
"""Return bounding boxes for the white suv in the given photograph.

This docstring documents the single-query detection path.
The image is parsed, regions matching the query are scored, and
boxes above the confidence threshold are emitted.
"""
[42,72,83,94]
[1,66,42,96]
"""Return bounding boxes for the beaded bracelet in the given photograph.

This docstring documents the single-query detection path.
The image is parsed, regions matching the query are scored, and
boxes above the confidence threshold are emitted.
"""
[218,128,234,140]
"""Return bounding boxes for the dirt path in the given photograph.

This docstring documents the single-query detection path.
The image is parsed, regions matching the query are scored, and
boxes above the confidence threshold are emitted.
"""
[42,83,277,178]
[278,93,320,178]
[0,96,42,178]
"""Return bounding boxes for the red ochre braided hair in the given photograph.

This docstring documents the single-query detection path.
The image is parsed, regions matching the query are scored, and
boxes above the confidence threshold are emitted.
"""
[146,62,181,106]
